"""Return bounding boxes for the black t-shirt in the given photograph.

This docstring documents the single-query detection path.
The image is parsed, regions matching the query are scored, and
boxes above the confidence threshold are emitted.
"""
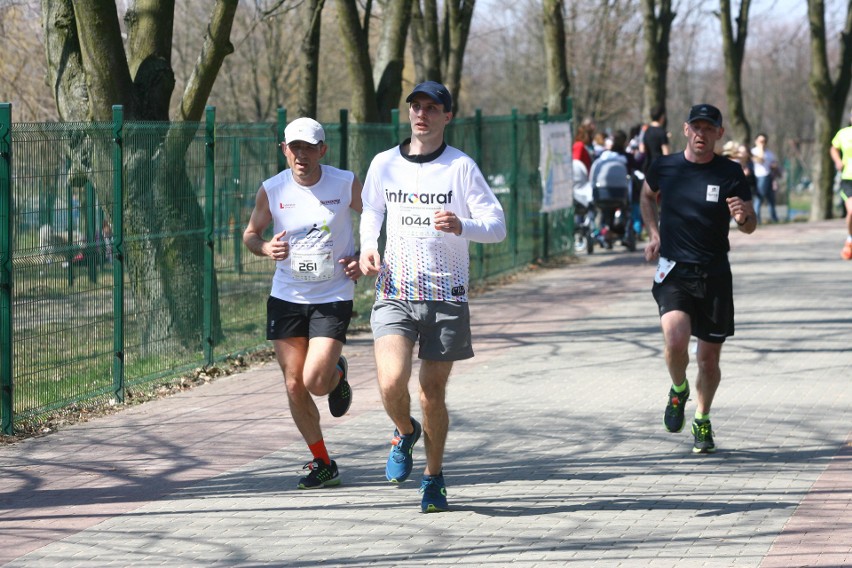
[646,153,752,267]
[642,125,668,172]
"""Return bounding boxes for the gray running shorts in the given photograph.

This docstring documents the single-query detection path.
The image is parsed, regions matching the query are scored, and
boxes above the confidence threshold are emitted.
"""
[370,299,474,361]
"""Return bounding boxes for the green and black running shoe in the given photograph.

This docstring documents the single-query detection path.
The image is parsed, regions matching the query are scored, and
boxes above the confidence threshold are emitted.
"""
[298,458,341,489]
[664,381,690,433]
[691,419,716,454]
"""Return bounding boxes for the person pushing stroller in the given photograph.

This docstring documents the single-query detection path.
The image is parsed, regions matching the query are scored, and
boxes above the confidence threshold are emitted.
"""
[589,130,639,250]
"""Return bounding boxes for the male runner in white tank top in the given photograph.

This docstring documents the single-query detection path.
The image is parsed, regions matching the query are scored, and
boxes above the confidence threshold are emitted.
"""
[243,117,363,489]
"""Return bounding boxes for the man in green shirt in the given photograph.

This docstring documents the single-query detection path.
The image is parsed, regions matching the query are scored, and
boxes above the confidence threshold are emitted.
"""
[829,110,852,260]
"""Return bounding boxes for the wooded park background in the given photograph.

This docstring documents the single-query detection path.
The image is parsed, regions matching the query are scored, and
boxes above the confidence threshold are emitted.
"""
[0,0,848,218]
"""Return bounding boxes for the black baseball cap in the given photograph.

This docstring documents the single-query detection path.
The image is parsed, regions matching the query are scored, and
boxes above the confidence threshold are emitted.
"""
[687,104,723,127]
[406,81,453,112]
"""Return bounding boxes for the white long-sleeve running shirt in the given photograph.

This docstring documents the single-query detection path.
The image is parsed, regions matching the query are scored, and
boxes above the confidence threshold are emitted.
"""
[360,142,506,302]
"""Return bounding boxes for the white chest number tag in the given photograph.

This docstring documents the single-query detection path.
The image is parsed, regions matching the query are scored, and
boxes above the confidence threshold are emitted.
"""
[396,204,443,238]
[290,248,334,281]
[654,256,677,283]
[706,185,720,202]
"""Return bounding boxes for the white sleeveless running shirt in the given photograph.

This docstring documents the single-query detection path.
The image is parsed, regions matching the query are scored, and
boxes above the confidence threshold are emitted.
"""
[263,165,356,304]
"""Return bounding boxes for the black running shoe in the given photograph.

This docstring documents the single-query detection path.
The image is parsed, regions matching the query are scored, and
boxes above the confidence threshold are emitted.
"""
[691,419,716,454]
[298,458,341,489]
[328,356,352,418]
[664,381,690,433]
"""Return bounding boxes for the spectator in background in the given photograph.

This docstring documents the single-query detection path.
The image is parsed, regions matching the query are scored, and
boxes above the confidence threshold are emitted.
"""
[590,130,640,246]
[628,124,644,165]
[640,105,670,173]
[751,133,781,223]
[722,142,757,197]
[573,119,595,174]
[592,130,641,178]
[736,143,758,200]
[592,131,608,160]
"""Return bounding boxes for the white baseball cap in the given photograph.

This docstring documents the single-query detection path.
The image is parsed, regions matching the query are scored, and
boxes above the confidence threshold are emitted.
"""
[284,117,325,145]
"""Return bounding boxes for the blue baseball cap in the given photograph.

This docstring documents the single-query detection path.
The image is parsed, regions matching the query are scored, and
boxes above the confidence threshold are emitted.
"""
[406,81,453,112]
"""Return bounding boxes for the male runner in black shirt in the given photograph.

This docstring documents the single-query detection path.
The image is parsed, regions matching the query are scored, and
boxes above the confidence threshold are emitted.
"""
[640,103,756,453]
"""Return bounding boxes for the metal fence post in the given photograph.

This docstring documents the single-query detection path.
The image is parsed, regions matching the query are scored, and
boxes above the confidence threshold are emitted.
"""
[511,108,520,265]
[111,105,125,404]
[203,106,216,366]
[231,137,242,275]
[474,109,485,278]
[339,109,349,171]
[65,159,74,287]
[85,180,97,282]
[540,107,550,261]
[391,108,399,147]
[276,107,286,172]
[0,103,13,434]
[566,97,575,247]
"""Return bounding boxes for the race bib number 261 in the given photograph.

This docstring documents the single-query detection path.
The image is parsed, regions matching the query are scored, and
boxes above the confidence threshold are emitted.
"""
[290,250,334,281]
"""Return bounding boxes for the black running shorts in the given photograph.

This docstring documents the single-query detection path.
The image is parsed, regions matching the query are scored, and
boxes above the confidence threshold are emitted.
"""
[266,297,352,342]
[651,265,734,343]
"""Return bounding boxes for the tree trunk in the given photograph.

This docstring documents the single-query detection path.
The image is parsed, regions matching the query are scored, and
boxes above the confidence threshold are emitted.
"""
[41,0,90,121]
[543,0,569,115]
[176,0,238,122]
[373,0,413,122]
[126,0,175,77]
[71,0,136,120]
[807,0,852,220]
[296,0,325,119]
[43,0,235,353]
[125,0,176,120]
[410,0,441,82]
[719,0,752,144]
[334,0,380,123]
[441,0,475,114]
[641,0,675,122]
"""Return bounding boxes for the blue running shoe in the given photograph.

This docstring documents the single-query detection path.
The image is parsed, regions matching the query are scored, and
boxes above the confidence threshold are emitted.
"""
[385,418,421,483]
[420,473,449,513]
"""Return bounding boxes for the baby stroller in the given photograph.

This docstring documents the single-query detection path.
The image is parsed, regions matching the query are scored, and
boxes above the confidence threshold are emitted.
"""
[588,154,636,251]
[572,160,597,254]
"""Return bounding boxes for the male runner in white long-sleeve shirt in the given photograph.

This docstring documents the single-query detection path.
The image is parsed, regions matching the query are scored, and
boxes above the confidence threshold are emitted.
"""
[360,81,506,513]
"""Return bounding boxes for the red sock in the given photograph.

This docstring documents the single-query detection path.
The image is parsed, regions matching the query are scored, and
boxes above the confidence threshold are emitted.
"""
[308,440,330,465]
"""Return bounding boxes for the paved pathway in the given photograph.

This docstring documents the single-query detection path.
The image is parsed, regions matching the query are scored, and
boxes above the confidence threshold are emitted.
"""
[1,220,850,567]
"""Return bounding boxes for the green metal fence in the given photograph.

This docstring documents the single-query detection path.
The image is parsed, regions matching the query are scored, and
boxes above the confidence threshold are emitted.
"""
[0,103,573,434]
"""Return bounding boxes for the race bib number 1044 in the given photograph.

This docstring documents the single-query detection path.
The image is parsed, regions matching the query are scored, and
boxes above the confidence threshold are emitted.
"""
[396,204,443,238]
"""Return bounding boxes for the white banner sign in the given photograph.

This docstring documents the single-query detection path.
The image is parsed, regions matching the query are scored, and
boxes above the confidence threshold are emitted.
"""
[538,121,574,213]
